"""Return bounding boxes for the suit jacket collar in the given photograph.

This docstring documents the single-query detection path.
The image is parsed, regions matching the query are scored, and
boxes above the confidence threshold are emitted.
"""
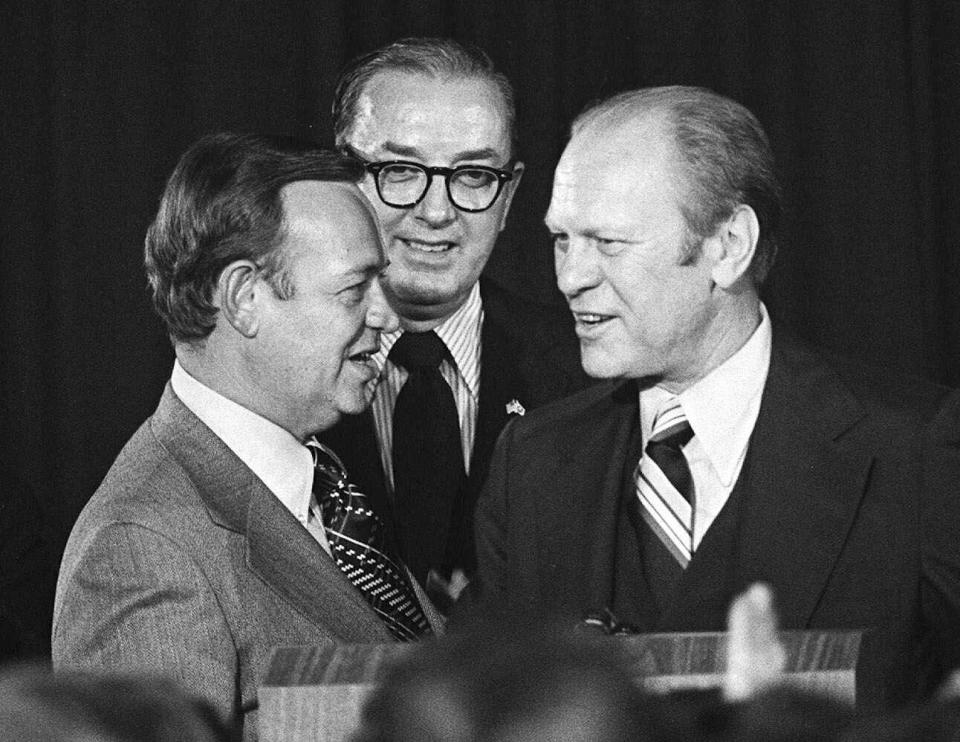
[150,385,394,642]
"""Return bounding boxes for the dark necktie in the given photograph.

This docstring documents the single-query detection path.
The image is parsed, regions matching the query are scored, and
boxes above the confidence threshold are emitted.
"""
[389,330,466,586]
[635,397,696,567]
[308,441,431,641]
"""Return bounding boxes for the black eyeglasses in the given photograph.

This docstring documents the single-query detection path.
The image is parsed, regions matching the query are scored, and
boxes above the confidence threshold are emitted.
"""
[352,156,515,213]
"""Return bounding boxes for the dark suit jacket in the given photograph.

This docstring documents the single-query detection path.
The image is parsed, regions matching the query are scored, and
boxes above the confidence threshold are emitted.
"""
[53,385,401,740]
[473,332,960,708]
[319,277,587,577]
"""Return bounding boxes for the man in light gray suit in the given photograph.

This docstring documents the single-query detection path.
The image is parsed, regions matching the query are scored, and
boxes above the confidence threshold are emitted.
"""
[53,133,439,739]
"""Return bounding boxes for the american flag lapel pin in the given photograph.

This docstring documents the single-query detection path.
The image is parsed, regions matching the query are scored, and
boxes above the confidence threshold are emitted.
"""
[505,399,526,416]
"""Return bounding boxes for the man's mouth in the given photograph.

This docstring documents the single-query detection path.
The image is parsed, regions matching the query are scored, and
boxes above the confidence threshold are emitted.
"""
[348,349,376,363]
[398,237,456,253]
[573,311,614,326]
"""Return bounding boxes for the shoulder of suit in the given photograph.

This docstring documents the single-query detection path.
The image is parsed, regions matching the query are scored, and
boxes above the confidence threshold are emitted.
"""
[773,330,951,425]
[504,379,629,438]
[75,417,206,533]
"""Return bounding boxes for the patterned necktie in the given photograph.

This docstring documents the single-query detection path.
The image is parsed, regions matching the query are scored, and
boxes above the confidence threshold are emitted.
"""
[307,441,431,641]
[389,330,466,586]
[635,397,696,568]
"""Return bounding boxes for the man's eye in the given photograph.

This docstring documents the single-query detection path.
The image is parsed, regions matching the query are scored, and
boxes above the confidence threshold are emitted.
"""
[551,233,570,252]
[454,168,496,189]
[380,164,423,184]
[596,238,626,256]
[340,284,366,305]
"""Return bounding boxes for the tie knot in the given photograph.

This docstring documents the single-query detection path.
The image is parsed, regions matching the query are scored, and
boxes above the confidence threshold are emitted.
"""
[389,331,448,371]
[649,398,693,449]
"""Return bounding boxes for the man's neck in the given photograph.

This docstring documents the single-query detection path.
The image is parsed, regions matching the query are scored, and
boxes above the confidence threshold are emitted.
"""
[657,295,763,395]
[175,344,236,399]
[175,344,303,440]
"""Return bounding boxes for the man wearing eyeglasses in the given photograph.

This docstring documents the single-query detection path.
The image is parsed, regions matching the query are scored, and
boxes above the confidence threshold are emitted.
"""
[320,37,586,611]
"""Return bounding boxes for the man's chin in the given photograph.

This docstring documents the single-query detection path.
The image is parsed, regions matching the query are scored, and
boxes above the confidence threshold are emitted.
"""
[336,387,377,418]
[392,277,451,298]
[386,282,470,322]
[580,355,624,380]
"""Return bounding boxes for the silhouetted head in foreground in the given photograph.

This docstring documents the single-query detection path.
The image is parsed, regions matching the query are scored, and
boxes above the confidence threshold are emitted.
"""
[353,622,655,742]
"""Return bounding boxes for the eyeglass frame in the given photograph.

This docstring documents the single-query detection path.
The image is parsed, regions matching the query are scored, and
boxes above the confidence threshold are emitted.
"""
[345,150,517,213]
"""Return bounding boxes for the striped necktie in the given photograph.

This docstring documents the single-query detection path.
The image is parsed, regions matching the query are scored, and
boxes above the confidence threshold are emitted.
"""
[307,441,431,641]
[635,397,696,568]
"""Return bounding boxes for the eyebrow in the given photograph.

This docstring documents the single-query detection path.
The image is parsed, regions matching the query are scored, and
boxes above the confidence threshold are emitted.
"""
[382,141,503,163]
[541,222,631,241]
[342,260,386,282]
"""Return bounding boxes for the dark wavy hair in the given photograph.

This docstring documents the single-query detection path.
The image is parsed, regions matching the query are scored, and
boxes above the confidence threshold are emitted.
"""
[144,132,363,344]
[572,86,782,285]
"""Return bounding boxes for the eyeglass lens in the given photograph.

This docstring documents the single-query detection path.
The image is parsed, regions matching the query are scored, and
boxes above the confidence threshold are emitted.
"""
[377,163,503,211]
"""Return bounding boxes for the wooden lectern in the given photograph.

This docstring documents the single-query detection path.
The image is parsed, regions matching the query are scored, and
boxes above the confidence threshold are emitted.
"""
[258,630,861,742]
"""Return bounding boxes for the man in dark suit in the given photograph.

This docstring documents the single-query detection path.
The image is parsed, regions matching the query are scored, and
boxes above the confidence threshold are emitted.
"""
[473,86,960,707]
[53,133,440,739]
[321,38,585,608]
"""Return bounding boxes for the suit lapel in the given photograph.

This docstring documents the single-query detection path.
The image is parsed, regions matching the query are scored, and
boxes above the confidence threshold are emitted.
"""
[660,336,874,629]
[152,386,394,642]
[473,310,524,488]
[734,337,873,626]
[245,490,394,642]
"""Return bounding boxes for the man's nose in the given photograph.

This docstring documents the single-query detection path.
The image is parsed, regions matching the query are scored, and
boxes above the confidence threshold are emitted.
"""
[413,173,457,227]
[366,276,399,333]
[556,239,602,298]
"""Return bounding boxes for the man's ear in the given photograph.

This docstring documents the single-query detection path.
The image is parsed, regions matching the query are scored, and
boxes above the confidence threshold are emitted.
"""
[215,260,262,338]
[497,160,525,233]
[708,204,759,289]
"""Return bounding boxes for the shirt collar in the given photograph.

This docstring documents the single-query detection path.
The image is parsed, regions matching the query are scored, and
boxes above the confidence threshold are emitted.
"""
[170,360,315,522]
[640,303,772,487]
[374,282,484,397]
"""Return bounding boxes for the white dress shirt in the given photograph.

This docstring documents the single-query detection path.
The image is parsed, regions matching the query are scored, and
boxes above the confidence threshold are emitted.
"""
[369,282,483,491]
[170,361,330,553]
[639,304,772,547]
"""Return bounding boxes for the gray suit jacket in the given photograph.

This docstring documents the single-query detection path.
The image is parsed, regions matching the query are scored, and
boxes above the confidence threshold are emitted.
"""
[53,385,400,739]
